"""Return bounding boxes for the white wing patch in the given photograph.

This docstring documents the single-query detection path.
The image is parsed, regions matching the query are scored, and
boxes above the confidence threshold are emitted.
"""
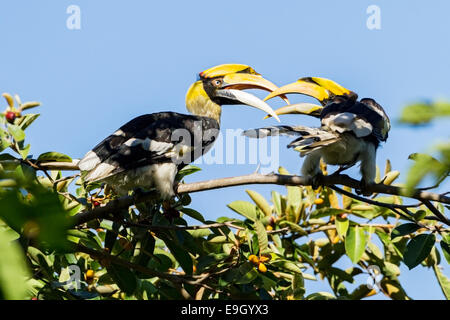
[84,162,116,182]
[322,112,372,138]
[113,138,175,159]
[112,129,126,137]
[78,150,101,171]
[351,117,373,137]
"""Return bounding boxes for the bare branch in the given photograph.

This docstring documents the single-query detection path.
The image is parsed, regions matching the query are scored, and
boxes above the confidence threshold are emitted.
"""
[70,173,450,227]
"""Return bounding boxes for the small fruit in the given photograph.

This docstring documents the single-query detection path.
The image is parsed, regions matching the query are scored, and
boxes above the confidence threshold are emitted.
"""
[338,213,348,219]
[5,111,16,123]
[314,198,324,205]
[266,225,273,231]
[248,254,259,265]
[193,265,197,273]
[259,255,271,263]
[258,263,267,273]
[92,201,100,207]
[85,269,95,282]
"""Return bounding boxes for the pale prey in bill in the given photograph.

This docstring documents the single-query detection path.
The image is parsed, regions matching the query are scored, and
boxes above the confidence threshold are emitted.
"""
[78,64,282,202]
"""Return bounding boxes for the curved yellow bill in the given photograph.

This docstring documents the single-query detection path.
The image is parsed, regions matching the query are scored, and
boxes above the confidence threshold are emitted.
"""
[263,103,323,119]
[200,64,259,78]
[264,80,330,103]
[223,73,290,104]
[301,77,351,96]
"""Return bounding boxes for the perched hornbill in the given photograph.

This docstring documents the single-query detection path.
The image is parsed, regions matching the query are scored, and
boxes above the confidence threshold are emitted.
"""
[78,64,282,199]
[244,77,390,189]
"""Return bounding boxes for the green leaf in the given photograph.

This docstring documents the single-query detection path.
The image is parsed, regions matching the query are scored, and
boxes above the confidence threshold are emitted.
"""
[254,220,268,253]
[0,129,12,151]
[134,232,155,270]
[310,208,343,219]
[235,264,259,285]
[345,226,367,264]
[286,185,302,212]
[0,229,31,299]
[271,191,282,215]
[246,190,272,217]
[403,233,436,269]
[335,216,349,239]
[292,273,305,299]
[399,102,436,124]
[271,260,304,274]
[0,187,70,251]
[37,151,72,163]
[279,220,307,236]
[391,223,421,240]
[306,292,336,300]
[433,264,450,299]
[7,124,25,141]
[18,143,30,159]
[17,114,39,130]
[405,153,448,195]
[227,201,257,221]
[180,208,205,223]
[163,237,193,275]
[348,284,372,300]
[441,240,450,264]
[20,102,41,111]
[106,265,138,295]
[175,164,201,180]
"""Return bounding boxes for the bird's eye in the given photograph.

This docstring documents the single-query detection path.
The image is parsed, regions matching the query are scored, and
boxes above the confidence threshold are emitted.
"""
[212,79,222,87]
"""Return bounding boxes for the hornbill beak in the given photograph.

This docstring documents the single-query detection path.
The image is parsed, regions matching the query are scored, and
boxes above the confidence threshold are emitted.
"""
[263,103,323,119]
[215,72,284,122]
[262,77,355,119]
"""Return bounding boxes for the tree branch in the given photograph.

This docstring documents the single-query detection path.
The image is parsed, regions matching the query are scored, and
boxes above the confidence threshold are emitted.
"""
[70,172,450,227]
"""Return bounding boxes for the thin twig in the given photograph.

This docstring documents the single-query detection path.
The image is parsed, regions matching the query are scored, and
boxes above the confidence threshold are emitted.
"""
[422,200,450,225]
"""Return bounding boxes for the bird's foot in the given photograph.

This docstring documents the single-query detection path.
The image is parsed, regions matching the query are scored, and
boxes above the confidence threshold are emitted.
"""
[310,173,325,190]
[355,179,373,197]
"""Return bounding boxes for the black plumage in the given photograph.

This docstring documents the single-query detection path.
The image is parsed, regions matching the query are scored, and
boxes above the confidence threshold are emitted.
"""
[84,112,218,175]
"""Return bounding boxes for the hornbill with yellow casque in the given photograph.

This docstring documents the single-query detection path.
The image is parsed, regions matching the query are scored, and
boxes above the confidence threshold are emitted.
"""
[244,77,390,191]
[78,64,282,199]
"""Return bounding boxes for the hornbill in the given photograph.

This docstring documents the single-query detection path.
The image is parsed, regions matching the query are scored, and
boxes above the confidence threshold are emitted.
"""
[243,77,390,190]
[78,64,282,199]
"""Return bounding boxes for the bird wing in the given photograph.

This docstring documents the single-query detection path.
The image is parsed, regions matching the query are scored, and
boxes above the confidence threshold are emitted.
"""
[242,125,338,156]
[79,112,219,182]
[320,97,390,141]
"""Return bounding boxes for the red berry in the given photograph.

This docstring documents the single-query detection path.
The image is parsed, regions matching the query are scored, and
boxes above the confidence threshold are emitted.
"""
[5,111,16,123]
[93,201,100,207]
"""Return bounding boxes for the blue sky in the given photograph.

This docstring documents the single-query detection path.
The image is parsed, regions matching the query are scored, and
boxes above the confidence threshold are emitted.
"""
[1,0,448,299]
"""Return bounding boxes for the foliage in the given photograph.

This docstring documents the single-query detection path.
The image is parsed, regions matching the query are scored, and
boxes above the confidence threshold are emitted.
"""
[399,100,450,125]
[0,93,448,300]
[400,101,450,193]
